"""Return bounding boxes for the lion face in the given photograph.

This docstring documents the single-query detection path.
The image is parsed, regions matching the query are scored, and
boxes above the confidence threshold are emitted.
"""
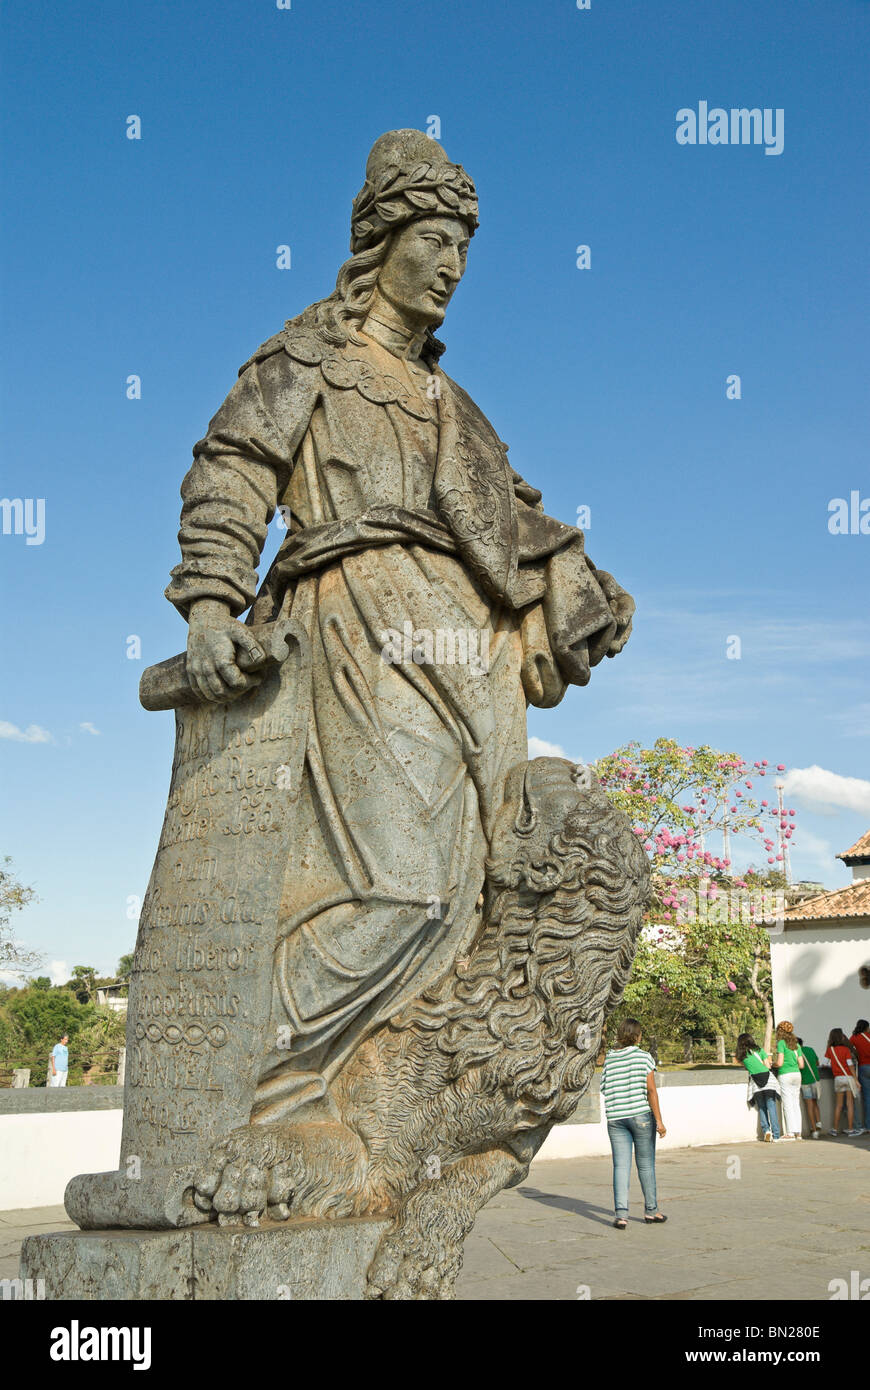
[487,757,617,893]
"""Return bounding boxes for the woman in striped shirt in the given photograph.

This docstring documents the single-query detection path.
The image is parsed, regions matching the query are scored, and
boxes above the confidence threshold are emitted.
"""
[600,1018,667,1230]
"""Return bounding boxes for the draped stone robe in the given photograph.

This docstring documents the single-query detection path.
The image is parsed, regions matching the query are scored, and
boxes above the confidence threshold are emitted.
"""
[165,310,621,1125]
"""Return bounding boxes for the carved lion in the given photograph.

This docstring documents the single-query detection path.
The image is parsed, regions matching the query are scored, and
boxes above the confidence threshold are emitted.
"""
[193,757,651,1299]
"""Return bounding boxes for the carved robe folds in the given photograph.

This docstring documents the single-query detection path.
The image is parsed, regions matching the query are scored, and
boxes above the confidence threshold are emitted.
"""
[164,321,629,1124]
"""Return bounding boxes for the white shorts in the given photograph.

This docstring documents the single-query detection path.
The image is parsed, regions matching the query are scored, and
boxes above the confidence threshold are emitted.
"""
[833,1076,853,1093]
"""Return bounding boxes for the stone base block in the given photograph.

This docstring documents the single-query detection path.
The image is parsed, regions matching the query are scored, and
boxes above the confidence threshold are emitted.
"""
[20,1216,392,1300]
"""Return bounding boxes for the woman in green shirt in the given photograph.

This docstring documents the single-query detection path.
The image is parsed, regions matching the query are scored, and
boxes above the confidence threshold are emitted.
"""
[772,1020,805,1139]
[736,1033,781,1141]
[796,1037,823,1137]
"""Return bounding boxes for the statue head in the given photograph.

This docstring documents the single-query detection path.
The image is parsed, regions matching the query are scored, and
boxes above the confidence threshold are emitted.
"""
[313,130,478,355]
[350,129,478,255]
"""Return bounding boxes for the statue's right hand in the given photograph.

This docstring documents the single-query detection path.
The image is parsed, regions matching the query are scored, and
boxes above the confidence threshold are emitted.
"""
[186,600,266,703]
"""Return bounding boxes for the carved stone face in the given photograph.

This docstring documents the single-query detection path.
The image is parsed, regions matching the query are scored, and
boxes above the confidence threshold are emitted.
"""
[377,216,470,332]
[487,758,595,892]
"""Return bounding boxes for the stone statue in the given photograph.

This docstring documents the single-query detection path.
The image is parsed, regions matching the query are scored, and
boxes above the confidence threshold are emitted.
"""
[31,129,649,1300]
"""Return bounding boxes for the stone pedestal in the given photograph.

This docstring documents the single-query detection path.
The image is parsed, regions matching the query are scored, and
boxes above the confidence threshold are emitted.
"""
[20,1216,391,1300]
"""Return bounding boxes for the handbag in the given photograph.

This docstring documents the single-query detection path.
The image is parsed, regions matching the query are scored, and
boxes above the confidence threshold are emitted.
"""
[831,1047,860,1099]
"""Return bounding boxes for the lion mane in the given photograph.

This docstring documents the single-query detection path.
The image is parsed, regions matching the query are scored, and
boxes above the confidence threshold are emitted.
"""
[394,774,650,1124]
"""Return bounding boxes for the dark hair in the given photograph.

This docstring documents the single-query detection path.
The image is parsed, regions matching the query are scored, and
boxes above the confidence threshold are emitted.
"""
[827,1028,857,1066]
[854,1019,869,1034]
[735,1032,760,1064]
[615,1018,643,1048]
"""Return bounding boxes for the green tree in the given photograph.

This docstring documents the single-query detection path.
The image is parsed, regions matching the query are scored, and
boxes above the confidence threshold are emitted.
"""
[2,986,93,1080]
[117,953,135,981]
[623,906,776,1059]
[75,1006,127,1083]
[68,965,97,1004]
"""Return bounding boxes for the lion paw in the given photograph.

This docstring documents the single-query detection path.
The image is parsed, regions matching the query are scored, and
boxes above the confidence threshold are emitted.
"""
[366,1189,465,1300]
[193,1120,369,1226]
[366,1233,461,1300]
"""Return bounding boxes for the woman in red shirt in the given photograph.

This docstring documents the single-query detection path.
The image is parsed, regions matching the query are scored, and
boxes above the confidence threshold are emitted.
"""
[825,1029,860,1136]
[849,1018,870,1134]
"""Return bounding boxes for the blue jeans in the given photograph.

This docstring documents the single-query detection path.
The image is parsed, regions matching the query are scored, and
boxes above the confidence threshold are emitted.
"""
[756,1091,781,1139]
[859,1065,870,1130]
[607,1111,658,1216]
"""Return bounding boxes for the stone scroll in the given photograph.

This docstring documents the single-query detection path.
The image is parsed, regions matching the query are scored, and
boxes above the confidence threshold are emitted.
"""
[66,615,311,1229]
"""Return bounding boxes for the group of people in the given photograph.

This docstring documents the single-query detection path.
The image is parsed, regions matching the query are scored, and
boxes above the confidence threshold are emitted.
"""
[597,1016,870,1227]
[738,1019,870,1141]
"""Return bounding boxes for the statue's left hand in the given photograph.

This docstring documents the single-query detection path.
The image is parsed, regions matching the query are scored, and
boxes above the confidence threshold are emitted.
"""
[594,571,635,656]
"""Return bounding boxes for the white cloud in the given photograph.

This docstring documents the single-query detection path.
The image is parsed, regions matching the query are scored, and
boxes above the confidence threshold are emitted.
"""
[0,720,52,743]
[783,765,870,817]
[79,722,100,736]
[528,736,568,760]
[49,961,69,987]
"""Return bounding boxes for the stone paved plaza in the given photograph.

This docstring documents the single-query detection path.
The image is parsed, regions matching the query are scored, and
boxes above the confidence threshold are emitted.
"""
[3,1135,867,1301]
[458,1136,870,1300]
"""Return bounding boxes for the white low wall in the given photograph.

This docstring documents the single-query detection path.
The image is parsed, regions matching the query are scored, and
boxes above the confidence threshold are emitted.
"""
[5,1097,747,1209]
[0,1075,849,1209]
[0,1111,121,1211]
[539,1081,755,1159]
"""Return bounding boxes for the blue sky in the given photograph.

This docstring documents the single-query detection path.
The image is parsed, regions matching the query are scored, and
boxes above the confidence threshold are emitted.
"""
[1,0,868,978]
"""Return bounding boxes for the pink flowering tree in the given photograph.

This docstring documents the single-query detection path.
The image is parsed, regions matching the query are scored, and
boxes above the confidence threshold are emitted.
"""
[593,740,795,1056]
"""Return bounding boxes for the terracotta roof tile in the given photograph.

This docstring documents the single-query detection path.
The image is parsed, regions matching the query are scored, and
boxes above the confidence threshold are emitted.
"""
[785,877,870,922]
[838,829,870,862]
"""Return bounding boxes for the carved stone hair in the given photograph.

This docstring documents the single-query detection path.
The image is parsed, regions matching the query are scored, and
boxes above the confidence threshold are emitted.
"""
[350,128,478,254]
[422,796,650,1109]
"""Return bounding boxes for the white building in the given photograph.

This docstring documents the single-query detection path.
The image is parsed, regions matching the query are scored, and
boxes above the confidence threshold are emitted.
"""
[771,830,870,1056]
[94,981,128,1014]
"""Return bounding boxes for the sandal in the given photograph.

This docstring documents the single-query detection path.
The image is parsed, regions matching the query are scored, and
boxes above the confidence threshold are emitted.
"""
[644,1213,668,1224]
[612,1218,628,1230]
